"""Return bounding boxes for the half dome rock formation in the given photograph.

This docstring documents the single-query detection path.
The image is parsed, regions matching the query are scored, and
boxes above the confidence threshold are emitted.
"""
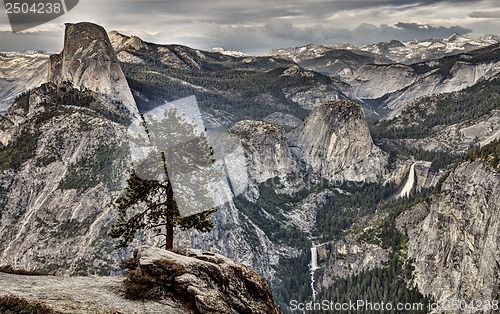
[48,22,138,115]
[288,100,387,183]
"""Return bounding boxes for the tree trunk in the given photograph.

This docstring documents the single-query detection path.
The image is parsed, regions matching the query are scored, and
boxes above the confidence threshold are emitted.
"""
[162,153,175,251]
[165,223,174,250]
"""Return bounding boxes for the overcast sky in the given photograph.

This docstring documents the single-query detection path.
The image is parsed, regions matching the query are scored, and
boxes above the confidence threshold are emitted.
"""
[1,0,499,54]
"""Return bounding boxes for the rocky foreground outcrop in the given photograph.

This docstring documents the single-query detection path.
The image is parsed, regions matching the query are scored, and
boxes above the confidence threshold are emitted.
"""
[135,246,282,314]
[0,246,282,314]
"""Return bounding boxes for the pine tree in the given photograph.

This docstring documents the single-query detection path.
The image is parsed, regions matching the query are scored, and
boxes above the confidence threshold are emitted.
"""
[109,164,216,250]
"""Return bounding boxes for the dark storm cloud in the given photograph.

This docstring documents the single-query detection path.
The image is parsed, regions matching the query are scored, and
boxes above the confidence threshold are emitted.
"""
[0,30,62,51]
[0,0,494,53]
[470,10,500,19]
[273,0,482,14]
[205,21,472,53]
[354,23,472,43]
[74,0,484,24]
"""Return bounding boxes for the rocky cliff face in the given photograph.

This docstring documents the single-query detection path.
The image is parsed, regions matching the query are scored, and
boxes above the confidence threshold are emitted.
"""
[374,72,500,156]
[400,109,500,153]
[0,82,130,275]
[0,115,14,146]
[350,64,418,100]
[288,100,387,183]
[48,22,138,115]
[0,22,139,275]
[385,60,500,118]
[229,120,299,200]
[318,238,390,288]
[397,160,499,312]
[188,121,302,279]
[190,199,290,281]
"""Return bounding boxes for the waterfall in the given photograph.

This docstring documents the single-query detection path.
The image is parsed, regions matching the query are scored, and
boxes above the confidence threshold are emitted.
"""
[311,246,318,270]
[399,162,416,198]
[310,245,318,301]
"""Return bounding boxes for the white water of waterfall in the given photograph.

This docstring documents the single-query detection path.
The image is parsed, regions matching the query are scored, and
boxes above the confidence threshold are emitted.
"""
[310,246,318,301]
[399,162,416,198]
[311,246,318,270]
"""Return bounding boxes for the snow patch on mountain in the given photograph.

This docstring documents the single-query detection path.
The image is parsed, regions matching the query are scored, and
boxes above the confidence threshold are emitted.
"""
[271,34,500,65]
[209,47,250,57]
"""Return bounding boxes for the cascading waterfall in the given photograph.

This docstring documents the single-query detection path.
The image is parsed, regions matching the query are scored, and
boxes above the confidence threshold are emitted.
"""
[399,162,416,198]
[310,245,318,301]
[311,246,318,270]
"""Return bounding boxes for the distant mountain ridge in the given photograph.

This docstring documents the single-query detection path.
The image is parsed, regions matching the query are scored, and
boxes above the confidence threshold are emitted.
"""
[108,30,348,127]
[2,32,499,120]
[0,50,49,113]
[271,33,500,65]
[350,43,500,116]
